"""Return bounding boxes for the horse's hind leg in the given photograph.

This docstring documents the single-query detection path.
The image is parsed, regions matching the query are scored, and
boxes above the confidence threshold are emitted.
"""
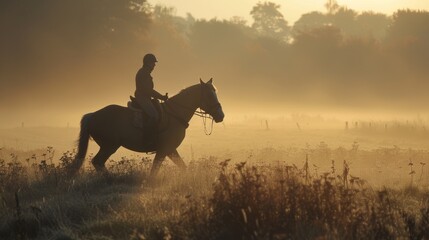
[91,146,118,172]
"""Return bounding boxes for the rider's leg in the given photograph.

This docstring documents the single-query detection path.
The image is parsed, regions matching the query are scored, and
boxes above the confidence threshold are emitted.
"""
[136,97,159,146]
[137,98,159,125]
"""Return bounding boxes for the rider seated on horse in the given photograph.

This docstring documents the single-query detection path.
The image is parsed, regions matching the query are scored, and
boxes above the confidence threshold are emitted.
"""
[134,53,168,134]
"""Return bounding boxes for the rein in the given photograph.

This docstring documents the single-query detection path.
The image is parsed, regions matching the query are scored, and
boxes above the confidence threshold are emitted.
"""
[195,108,214,135]
[165,102,215,135]
[164,84,219,135]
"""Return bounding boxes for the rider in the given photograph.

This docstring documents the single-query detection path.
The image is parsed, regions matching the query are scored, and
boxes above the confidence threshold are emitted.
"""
[134,53,168,130]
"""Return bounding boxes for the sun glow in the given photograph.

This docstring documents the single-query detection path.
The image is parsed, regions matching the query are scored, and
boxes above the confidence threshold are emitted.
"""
[152,0,429,23]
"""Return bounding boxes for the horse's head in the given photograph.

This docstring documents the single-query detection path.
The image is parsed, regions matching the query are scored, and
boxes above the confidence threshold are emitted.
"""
[200,78,224,123]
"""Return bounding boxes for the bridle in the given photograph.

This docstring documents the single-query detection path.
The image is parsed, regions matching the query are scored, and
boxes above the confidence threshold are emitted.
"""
[197,84,223,135]
[165,84,222,135]
[198,98,221,136]
[196,110,214,135]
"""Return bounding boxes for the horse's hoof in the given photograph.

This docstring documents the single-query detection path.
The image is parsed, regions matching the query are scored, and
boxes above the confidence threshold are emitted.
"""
[93,164,107,173]
[66,166,80,178]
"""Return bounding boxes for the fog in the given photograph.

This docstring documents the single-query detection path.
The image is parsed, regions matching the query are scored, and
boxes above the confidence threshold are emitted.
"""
[1,0,429,127]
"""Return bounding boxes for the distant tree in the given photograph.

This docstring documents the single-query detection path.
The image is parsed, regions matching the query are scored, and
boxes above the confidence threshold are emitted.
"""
[329,7,359,36]
[387,10,429,42]
[250,1,289,41]
[0,0,151,60]
[230,16,248,26]
[292,11,328,37]
[0,0,152,96]
[292,26,343,75]
[152,4,191,37]
[356,12,391,40]
[189,19,252,57]
[152,4,176,21]
[386,10,429,71]
[294,7,390,40]
[293,25,343,52]
[325,0,339,14]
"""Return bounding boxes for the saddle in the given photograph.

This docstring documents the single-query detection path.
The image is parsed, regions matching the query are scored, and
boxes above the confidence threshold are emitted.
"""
[127,96,163,129]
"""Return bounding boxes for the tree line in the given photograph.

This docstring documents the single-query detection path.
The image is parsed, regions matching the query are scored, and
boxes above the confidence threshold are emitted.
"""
[1,0,429,111]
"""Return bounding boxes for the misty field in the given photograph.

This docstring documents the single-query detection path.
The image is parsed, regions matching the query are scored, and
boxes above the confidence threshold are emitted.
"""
[1,118,429,239]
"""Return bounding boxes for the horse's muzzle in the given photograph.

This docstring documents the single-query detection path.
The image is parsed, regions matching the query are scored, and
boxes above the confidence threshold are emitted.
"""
[213,108,225,123]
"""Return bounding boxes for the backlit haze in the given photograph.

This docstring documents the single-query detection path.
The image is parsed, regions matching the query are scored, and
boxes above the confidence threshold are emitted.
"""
[152,0,429,24]
[1,0,429,127]
[2,3,429,237]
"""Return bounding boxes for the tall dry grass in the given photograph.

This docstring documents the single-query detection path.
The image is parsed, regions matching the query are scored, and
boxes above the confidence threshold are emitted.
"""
[0,147,428,239]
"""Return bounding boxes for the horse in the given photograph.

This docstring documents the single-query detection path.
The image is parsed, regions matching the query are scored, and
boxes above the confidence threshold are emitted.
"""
[69,78,224,177]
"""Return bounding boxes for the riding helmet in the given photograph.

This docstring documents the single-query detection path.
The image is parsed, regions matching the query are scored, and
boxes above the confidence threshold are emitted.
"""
[143,53,158,64]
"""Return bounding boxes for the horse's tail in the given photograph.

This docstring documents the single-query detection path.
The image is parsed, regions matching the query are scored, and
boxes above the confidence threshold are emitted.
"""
[69,113,92,174]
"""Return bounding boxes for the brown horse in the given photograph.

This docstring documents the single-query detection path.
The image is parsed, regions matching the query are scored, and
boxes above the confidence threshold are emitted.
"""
[69,79,224,177]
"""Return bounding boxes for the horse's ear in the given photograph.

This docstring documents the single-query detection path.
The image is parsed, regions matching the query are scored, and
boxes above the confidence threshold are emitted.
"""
[200,78,204,84]
[208,78,213,84]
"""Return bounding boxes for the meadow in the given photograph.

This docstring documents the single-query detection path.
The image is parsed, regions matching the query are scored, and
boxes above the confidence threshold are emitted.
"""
[0,116,428,239]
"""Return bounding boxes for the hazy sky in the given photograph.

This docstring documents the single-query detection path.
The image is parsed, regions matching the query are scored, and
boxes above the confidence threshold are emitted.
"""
[2,0,429,127]
[152,0,429,23]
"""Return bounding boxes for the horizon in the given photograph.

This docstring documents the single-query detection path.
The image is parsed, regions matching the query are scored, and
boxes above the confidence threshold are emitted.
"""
[151,0,429,24]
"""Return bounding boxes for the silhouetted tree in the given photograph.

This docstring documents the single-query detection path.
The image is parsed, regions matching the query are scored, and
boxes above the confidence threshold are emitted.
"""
[386,10,429,72]
[325,0,339,14]
[291,26,343,77]
[189,19,252,61]
[355,12,391,40]
[0,0,152,103]
[293,7,390,40]
[292,11,328,37]
[387,10,429,42]
[329,7,359,36]
[250,1,289,41]
[230,16,248,26]
[151,5,191,44]
[0,0,151,63]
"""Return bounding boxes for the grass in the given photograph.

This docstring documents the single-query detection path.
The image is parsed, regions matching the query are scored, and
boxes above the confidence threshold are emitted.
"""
[0,147,428,239]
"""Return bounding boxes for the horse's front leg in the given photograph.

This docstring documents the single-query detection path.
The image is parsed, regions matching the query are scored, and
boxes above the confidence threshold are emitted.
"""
[150,152,167,178]
[167,149,186,170]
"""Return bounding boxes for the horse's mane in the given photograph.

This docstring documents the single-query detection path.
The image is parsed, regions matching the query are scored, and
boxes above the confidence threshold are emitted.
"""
[176,83,217,96]
[177,84,200,95]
